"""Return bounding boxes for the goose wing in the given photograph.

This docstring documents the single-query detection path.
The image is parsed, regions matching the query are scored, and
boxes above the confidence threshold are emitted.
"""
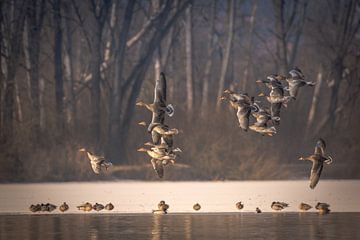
[90,161,101,174]
[236,106,251,130]
[255,113,269,127]
[314,138,326,155]
[151,158,164,178]
[86,152,105,163]
[270,103,281,125]
[150,73,167,126]
[154,72,167,104]
[309,160,323,189]
[270,87,284,98]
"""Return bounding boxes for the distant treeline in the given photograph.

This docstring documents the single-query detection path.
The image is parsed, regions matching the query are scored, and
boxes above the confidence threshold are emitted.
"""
[0,0,359,182]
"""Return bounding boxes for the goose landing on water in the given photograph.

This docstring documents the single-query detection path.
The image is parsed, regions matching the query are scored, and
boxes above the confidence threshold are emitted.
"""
[79,148,113,174]
[298,139,333,189]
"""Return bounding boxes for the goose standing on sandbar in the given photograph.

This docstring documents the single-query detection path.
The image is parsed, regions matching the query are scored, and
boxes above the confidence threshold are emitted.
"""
[298,139,333,189]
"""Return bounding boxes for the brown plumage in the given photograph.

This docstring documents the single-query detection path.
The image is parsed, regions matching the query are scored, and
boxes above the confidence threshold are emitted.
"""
[299,139,333,189]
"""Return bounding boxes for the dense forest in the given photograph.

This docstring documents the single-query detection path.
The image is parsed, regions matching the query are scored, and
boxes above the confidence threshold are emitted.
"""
[0,0,359,182]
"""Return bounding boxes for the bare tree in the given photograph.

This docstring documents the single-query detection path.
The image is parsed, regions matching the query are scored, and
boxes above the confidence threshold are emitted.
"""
[53,0,65,132]
[185,3,194,113]
[216,0,235,109]
[201,0,217,116]
[25,0,45,139]
[325,0,360,128]
[108,0,136,161]
[305,64,323,137]
[2,0,27,141]
[241,0,258,90]
[88,0,111,148]
[271,0,309,73]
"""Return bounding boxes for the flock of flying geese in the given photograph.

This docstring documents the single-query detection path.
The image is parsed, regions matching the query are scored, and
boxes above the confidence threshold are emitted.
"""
[38,68,334,214]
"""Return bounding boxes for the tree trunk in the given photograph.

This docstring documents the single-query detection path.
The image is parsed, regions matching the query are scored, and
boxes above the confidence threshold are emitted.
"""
[25,0,45,139]
[185,4,193,113]
[153,0,162,80]
[273,0,288,73]
[117,0,191,163]
[53,0,64,133]
[64,1,76,132]
[328,58,343,129]
[0,0,4,140]
[242,0,257,90]
[305,65,323,137]
[90,22,102,147]
[107,0,135,162]
[3,0,27,142]
[216,0,235,109]
[201,0,216,117]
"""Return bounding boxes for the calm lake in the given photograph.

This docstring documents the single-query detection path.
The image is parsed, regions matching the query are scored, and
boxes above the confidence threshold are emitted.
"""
[1,213,360,240]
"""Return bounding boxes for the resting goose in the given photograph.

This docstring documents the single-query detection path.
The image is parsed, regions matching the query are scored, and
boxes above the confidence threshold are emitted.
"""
[59,202,69,212]
[299,202,312,211]
[299,139,333,189]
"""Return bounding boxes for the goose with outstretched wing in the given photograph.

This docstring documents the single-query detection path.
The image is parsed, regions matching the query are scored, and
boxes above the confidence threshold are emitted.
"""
[136,72,174,144]
[285,67,315,99]
[262,75,292,125]
[299,139,333,189]
[249,103,277,136]
[79,148,112,174]
[220,90,259,131]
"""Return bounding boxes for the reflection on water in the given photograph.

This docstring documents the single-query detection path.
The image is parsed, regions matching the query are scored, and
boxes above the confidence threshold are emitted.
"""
[1,213,359,240]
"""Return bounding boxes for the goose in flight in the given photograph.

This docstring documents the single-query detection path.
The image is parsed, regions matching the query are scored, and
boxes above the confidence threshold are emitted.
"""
[257,75,291,125]
[249,103,278,136]
[79,148,112,174]
[137,147,177,178]
[298,139,333,189]
[137,73,175,144]
[286,67,315,99]
[136,72,174,118]
[220,90,259,131]
[138,121,179,147]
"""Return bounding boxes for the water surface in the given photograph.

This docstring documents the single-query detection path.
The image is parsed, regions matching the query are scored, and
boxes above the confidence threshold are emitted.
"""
[1,213,359,240]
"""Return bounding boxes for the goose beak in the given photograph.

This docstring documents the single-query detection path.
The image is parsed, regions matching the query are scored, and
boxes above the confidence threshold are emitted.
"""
[79,148,86,152]
[298,157,304,161]
[256,80,263,83]
[258,93,265,97]
[135,102,143,106]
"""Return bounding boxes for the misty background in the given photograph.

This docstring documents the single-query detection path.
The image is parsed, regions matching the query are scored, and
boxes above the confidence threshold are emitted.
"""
[0,0,359,182]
